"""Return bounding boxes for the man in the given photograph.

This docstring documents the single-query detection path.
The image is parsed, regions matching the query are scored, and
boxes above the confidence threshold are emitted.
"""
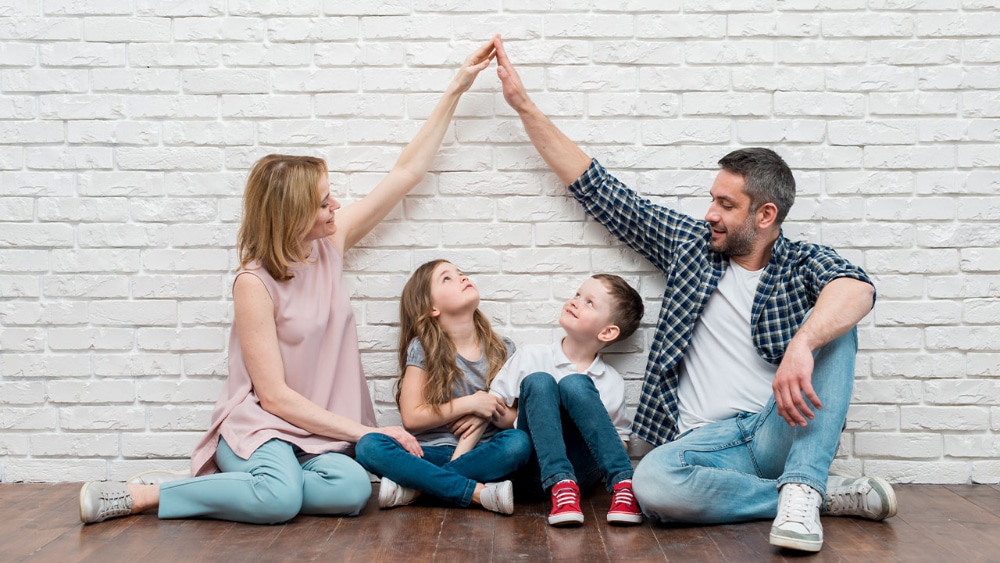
[492,37,896,553]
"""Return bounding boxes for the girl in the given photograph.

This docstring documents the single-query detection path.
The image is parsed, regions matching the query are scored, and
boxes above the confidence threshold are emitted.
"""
[79,39,497,525]
[355,260,532,514]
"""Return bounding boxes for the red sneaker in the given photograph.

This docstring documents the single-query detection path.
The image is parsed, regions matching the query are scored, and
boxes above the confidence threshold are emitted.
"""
[607,479,642,525]
[548,480,584,526]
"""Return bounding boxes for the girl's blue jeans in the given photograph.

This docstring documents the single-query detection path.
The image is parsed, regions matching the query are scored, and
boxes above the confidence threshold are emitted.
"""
[517,372,634,493]
[159,437,371,524]
[633,327,858,524]
[354,428,531,507]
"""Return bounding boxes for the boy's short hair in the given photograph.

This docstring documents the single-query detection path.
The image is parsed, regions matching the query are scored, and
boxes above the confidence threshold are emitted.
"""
[592,274,643,344]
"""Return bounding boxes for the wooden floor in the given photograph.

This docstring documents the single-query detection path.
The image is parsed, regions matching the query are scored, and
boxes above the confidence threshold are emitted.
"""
[3,483,1000,562]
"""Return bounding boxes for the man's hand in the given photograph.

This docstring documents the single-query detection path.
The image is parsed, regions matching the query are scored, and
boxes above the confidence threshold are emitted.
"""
[494,36,533,113]
[772,340,821,427]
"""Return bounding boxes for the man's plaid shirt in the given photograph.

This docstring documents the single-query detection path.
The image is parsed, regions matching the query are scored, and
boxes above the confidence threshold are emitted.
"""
[568,159,875,447]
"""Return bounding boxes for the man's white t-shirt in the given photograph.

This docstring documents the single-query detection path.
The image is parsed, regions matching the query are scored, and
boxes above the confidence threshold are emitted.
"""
[676,261,778,434]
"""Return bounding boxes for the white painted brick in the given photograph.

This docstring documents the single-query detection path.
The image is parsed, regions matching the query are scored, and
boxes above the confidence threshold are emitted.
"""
[865,460,969,484]
[50,249,139,273]
[945,435,1000,458]
[917,171,1000,195]
[179,301,231,326]
[855,433,941,459]
[0,381,46,405]
[965,299,1000,326]
[927,275,1000,299]
[5,460,109,483]
[137,328,225,352]
[870,92,959,116]
[2,406,58,430]
[26,146,114,169]
[852,380,922,403]
[128,43,221,67]
[958,144,1000,168]
[902,406,989,431]
[47,328,133,351]
[642,120,731,145]
[162,122,253,147]
[137,380,223,403]
[845,405,898,431]
[167,224,238,248]
[774,92,865,117]
[777,40,869,64]
[93,354,181,377]
[128,95,217,119]
[829,121,917,146]
[121,432,200,457]
[48,380,135,403]
[924,380,1000,404]
[927,327,1000,351]
[149,405,214,430]
[135,0,223,18]
[165,172,243,197]
[2,353,92,378]
[44,0,130,16]
[67,121,159,145]
[972,461,1000,484]
[173,16,264,41]
[866,249,958,275]
[181,354,228,377]
[132,275,224,299]
[141,249,230,273]
[0,302,87,327]
[0,434,29,456]
[682,93,771,117]
[823,13,914,37]
[442,223,532,247]
[267,16,356,41]
[83,17,171,42]
[969,353,1000,376]
[964,40,1000,65]
[90,301,177,326]
[870,39,961,65]
[0,328,45,352]
[0,275,40,298]
[0,18,81,41]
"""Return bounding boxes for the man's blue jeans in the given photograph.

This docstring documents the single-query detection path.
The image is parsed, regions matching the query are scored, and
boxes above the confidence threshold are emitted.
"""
[633,327,857,524]
[355,428,531,507]
[518,372,633,493]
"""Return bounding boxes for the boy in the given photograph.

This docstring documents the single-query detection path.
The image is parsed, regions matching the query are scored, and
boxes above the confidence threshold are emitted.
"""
[490,274,644,526]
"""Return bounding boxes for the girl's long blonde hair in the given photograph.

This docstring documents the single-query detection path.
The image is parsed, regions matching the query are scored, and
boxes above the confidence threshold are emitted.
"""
[396,259,508,411]
[237,154,327,282]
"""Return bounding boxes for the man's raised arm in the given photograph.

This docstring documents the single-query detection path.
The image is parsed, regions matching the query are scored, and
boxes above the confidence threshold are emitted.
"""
[494,36,592,185]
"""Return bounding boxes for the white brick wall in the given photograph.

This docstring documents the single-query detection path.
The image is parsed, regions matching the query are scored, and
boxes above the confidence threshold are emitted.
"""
[1,2,997,484]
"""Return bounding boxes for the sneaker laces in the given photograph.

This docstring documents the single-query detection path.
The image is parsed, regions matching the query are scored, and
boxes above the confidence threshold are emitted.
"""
[552,483,578,510]
[775,484,820,527]
[611,483,637,510]
[826,481,869,514]
[99,487,133,518]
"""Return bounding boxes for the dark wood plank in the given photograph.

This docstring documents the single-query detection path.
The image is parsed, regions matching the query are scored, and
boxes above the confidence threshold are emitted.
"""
[494,488,551,561]
[2,483,1000,562]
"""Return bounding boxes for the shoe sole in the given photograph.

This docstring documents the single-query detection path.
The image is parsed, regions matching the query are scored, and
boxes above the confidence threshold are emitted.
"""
[548,512,584,526]
[769,531,822,552]
[607,512,643,525]
[867,476,898,520]
[78,482,93,523]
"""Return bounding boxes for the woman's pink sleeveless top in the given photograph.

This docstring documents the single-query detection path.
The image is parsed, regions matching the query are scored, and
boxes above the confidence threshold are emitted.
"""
[189,238,377,476]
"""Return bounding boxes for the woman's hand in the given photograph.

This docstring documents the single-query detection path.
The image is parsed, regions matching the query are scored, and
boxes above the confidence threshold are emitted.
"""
[372,425,423,457]
[450,35,498,94]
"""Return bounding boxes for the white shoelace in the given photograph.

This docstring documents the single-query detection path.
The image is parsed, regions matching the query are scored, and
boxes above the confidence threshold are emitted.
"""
[774,484,821,529]
[611,485,636,509]
[553,485,578,509]
[826,481,869,514]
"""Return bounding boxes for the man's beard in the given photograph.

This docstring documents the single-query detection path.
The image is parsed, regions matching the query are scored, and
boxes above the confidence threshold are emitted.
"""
[711,214,756,257]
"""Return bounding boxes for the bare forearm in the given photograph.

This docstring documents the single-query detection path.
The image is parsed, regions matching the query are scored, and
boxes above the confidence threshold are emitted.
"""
[789,277,875,352]
[451,425,486,460]
[259,388,371,443]
[515,101,592,186]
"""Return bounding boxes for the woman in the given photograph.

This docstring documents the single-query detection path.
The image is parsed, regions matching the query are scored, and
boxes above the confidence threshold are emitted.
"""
[79,38,497,525]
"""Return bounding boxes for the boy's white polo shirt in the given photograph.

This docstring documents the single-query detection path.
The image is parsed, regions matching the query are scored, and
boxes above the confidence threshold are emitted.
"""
[490,340,632,440]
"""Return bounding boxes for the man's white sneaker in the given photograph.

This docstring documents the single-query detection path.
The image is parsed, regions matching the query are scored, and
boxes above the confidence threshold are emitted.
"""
[825,475,897,521]
[377,476,419,509]
[769,483,824,552]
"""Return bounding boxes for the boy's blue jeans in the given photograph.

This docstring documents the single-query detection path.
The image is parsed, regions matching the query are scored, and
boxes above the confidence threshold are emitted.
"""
[354,428,531,507]
[517,372,634,493]
[633,327,858,524]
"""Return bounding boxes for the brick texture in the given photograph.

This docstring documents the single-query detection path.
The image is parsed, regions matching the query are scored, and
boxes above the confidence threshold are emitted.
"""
[1,2,997,484]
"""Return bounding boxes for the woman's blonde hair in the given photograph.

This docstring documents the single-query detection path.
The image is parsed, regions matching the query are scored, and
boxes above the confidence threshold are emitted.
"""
[237,154,327,281]
[396,259,508,411]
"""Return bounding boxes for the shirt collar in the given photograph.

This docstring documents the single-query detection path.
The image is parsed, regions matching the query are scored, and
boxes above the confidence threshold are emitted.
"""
[551,339,608,377]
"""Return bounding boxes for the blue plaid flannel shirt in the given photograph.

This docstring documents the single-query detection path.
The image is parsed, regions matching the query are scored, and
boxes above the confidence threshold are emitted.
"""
[568,159,875,446]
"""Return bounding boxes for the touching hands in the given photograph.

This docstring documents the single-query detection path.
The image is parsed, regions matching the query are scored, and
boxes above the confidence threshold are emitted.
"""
[772,340,821,427]
[374,425,423,457]
[493,35,532,113]
[450,36,499,94]
[448,414,487,439]
[466,390,507,419]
